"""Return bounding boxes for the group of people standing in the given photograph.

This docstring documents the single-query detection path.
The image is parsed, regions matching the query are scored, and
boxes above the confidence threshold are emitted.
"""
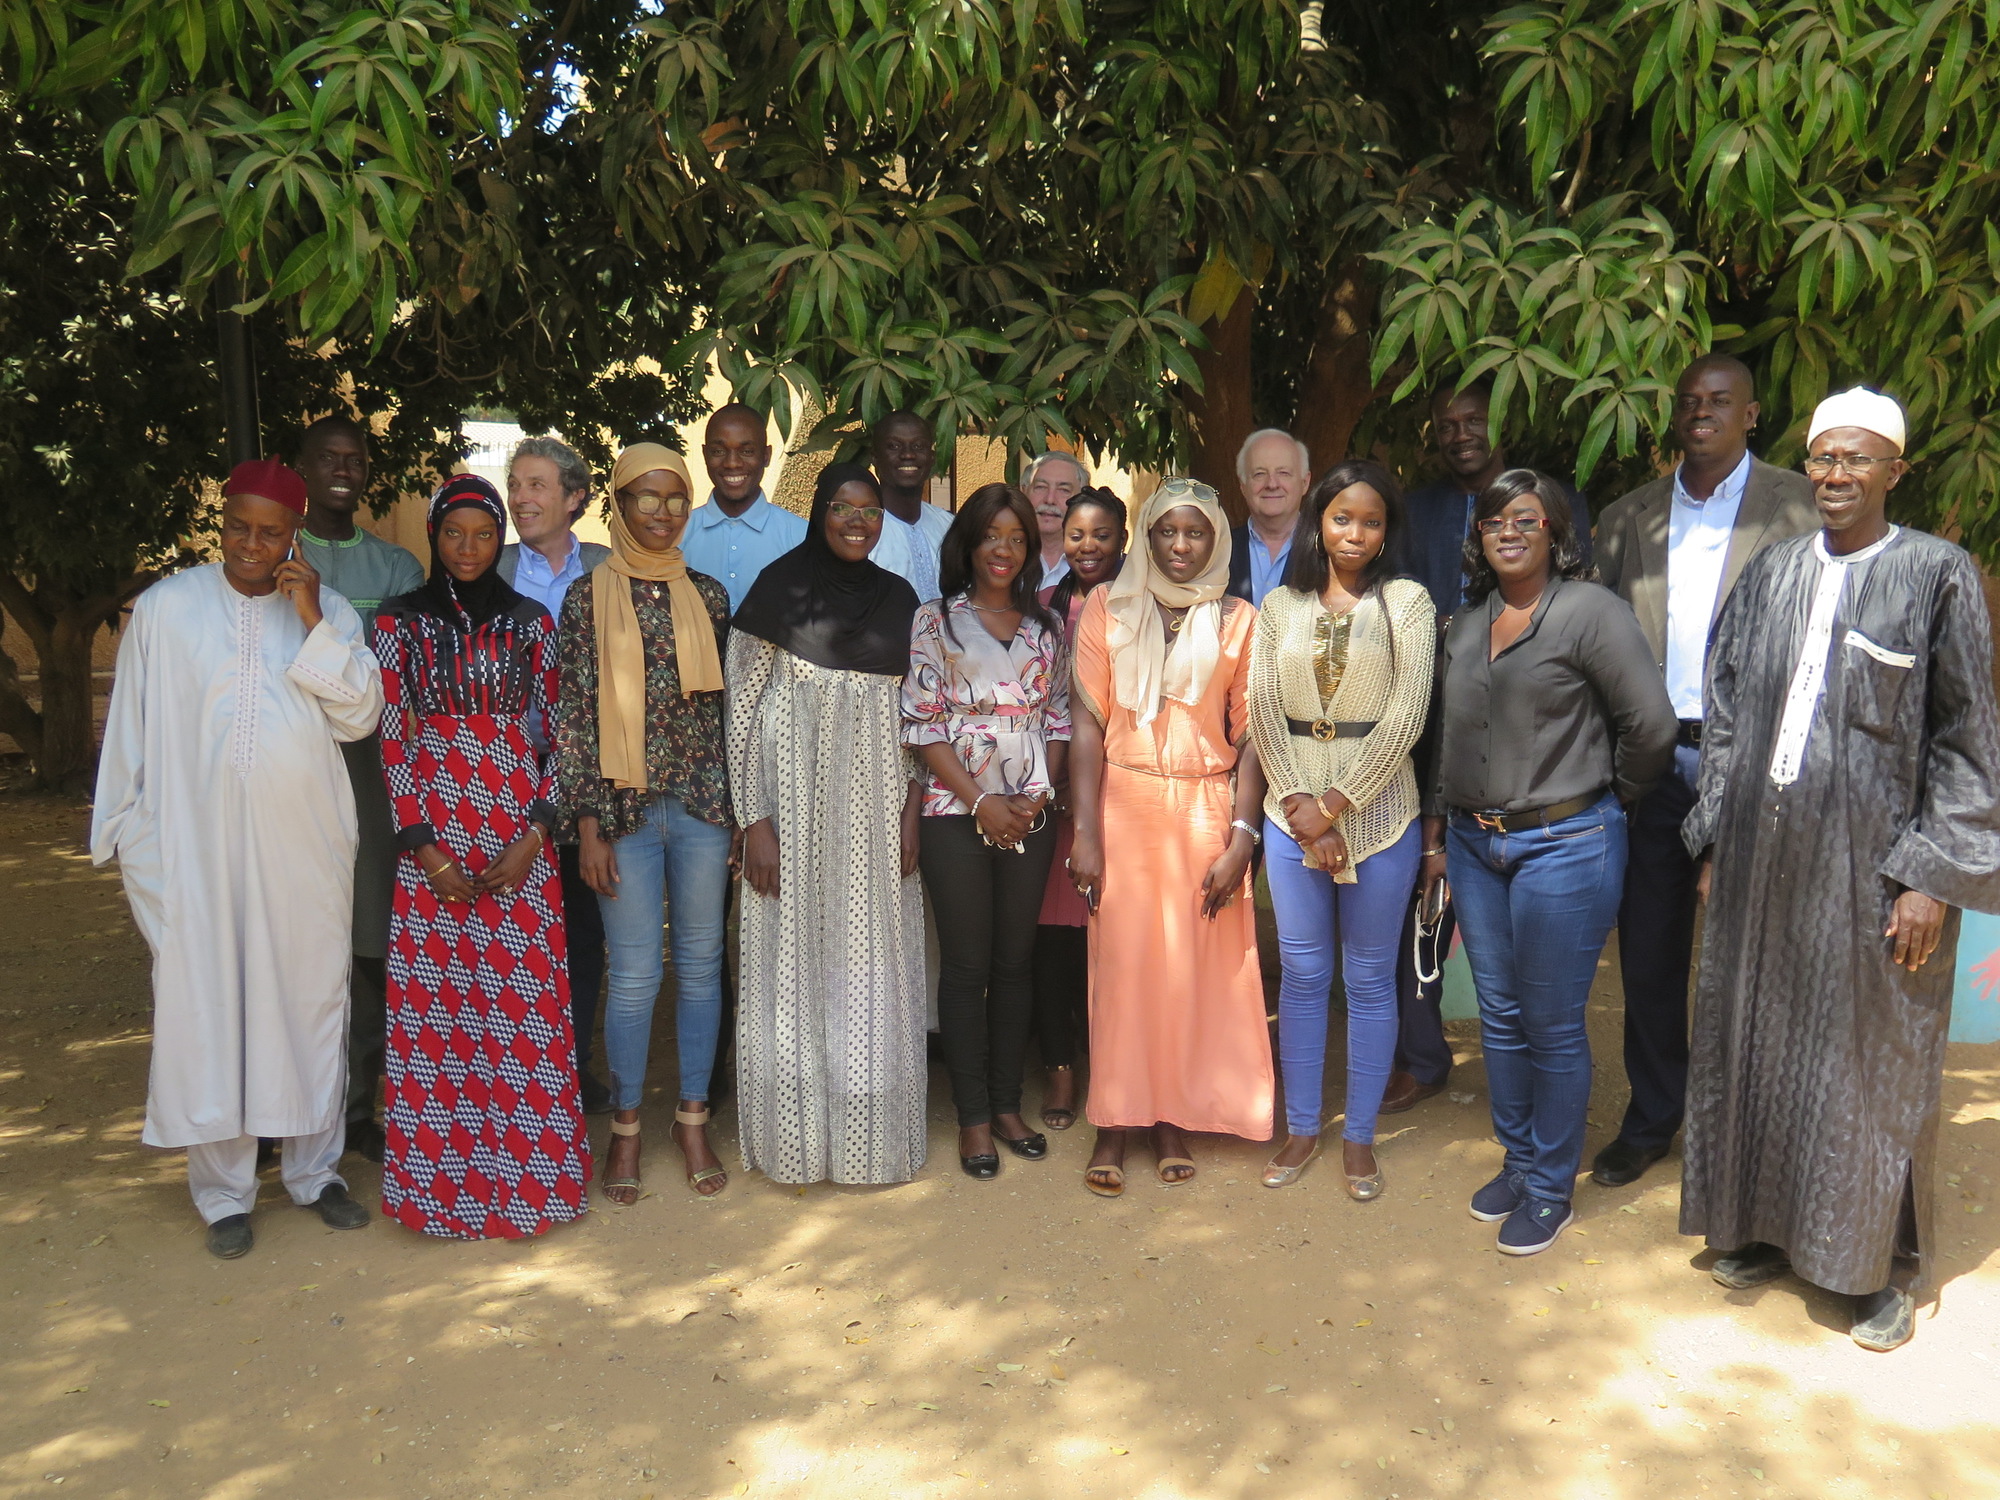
[92,360,2000,1355]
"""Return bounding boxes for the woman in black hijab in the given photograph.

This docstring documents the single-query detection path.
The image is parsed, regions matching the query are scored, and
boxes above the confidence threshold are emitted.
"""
[371,474,592,1239]
[725,462,932,1185]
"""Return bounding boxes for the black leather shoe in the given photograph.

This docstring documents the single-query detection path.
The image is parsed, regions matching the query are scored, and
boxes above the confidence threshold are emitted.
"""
[959,1153,1001,1180]
[1711,1241,1791,1289]
[994,1131,1048,1160]
[343,1119,386,1164]
[308,1183,372,1230]
[1590,1138,1670,1187]
[1851,1285,1916,1351]
[206,1214,253,1259]
[577,1070,614,1116]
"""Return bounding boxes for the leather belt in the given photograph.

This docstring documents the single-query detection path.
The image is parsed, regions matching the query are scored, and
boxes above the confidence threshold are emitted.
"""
[1677,719,1703,747]
[1452,790,1603,833]
[1285,717,1378,743]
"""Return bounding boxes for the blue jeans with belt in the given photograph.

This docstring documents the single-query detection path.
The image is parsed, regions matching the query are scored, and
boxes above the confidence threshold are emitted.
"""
[596,796,732,1112]
[1265,817,1422,1142]
[1448,792,1627,1203]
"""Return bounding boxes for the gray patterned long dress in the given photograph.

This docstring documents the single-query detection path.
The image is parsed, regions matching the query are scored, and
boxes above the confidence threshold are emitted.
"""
[1682,527,2000,1294]
[725,631,928,1184]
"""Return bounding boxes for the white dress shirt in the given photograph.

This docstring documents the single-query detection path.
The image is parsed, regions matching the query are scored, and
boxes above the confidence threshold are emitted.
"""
[871,503,953,603]
[1664,451,1750,718]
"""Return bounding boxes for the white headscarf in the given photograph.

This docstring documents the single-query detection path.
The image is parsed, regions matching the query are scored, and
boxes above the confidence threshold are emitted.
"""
[1103,477,1235,727]
[1807,387,1906,454]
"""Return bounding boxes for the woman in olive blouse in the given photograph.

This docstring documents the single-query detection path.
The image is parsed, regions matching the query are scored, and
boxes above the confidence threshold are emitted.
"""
[1423,470,1675,1257]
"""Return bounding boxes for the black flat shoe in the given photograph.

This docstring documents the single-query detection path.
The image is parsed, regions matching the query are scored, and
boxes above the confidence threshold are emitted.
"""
[343,1119,386,1164]
[1711,1241,1790,1290]
[1590,1137,1670,1187]
[1851,1286,1916,1351]
[206,1214,253,1259]
[578,1070,614,1116]
[994,1131,1048,1160]
[959,1153,1001,1180]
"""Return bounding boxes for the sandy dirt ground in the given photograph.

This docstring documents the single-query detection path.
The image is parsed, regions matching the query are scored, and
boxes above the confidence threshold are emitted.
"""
[2,793,1998,1500]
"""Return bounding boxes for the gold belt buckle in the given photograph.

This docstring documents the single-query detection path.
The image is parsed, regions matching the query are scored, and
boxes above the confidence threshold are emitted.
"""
[1473,810,1506,831]
[1311,719,1338,742]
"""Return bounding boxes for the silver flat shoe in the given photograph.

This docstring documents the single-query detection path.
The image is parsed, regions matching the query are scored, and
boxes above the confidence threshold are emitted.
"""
[1262,1139,1321,1188]
[1344,1171,1385,1201]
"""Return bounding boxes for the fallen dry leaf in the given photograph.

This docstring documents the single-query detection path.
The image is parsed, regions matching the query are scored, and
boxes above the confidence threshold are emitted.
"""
[1353,1318,1373,1328]
[997,1363,1023,1373]
[916,1402,939,1411]
[147,1399,169,1408]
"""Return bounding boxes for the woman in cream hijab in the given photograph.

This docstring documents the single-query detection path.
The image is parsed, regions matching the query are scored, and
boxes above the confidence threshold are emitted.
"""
[1066,478,1273,1197]
[551,443,733,1204]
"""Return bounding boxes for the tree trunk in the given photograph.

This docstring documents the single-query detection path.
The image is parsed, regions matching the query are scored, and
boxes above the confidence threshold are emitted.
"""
[1184,289,1257,522]
[1293,256,1378,472]
[0,570,147,795]
[37,612,104,795]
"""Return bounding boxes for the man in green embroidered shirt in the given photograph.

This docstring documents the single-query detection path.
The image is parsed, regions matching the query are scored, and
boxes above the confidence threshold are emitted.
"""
[292,414,424,1164]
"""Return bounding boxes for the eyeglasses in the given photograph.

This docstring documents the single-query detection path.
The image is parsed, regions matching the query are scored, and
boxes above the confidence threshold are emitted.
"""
[627,493,691,518]
[1803,454,1893,479]
[1475,514,1551,535]
[829,501,884,523]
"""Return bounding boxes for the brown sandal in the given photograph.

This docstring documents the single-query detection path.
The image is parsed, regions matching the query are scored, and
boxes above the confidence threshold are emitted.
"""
[1084,1164,1125,1198]
[1041,1066,1079,1131]
[676,1106,727,1197]
[1156,1156,1197,1186]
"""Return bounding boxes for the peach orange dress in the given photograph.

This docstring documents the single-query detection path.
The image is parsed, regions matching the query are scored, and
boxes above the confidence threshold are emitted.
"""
[1073,588,1272,1139]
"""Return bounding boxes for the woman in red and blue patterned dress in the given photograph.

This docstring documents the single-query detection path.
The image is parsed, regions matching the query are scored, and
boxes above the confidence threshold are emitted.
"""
[373,475,592,1238]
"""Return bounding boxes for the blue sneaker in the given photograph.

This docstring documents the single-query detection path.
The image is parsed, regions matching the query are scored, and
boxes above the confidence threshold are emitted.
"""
[1468,1168,1527,1222]
[1497,1196,1575,1256]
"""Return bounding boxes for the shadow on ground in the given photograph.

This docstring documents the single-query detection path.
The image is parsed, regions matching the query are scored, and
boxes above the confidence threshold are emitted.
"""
[3,794,1998,1500]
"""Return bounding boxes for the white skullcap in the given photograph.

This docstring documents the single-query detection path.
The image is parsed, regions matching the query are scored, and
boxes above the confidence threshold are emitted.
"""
[1807,387,1906,454]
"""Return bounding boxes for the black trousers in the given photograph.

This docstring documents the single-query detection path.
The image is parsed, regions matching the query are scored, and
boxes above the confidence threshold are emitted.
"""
[345,955,387,1126]
[919,815,1058,1127]
[1032,924,1088,1068]
[1613,744,1701,1151]
[560,843,608,1076]
[1392,893,1456,1087]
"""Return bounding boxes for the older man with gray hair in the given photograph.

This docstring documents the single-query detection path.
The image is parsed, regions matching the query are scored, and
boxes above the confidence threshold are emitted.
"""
[499,434,612,1113]
[1226,428,1311,604]
[1024,449,1091,589]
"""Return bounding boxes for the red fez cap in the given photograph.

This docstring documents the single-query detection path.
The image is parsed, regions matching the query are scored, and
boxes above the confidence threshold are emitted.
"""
[223,458,307,517]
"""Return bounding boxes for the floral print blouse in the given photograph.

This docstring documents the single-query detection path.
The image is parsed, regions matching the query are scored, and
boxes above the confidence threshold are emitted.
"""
[552,569,733,838]
[901,595,1072,817]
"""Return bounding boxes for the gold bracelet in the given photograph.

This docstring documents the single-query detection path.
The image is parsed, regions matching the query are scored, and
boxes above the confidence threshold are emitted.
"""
[1315,791,1339,822]
[1422,847,1446,857]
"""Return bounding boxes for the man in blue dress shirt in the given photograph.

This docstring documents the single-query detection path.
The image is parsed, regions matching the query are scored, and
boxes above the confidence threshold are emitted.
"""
[498,434,612,1112]
[681,403,807,613]
[1225,428,1311,605]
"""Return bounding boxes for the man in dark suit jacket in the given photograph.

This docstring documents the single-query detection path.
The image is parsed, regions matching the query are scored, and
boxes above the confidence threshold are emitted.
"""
[1225,428,1312,604]
[1587,354,1818,1187]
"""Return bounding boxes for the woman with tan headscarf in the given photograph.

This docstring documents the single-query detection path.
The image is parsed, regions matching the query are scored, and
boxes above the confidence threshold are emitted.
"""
[1065,478,1273,1197]
[552,443,733,1205]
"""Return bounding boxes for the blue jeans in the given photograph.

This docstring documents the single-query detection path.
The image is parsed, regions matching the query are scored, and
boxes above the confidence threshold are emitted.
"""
[1265,817,1422,1142]
[1448,792,1626,1203]
[596,797,732,1111]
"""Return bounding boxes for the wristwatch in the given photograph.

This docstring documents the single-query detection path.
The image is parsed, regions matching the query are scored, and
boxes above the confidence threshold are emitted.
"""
[1229,818,1262,845]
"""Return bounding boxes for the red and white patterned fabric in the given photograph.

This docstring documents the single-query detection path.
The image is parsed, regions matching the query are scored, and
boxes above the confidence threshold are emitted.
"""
[373,597,591,1238]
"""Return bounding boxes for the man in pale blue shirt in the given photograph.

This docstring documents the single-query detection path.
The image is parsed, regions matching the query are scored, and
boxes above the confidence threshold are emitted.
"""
[868,409,953,602]
[497,435,612,1113]
[1225,428,1310,604]
[499,435,610,619]
[680,402,806,613]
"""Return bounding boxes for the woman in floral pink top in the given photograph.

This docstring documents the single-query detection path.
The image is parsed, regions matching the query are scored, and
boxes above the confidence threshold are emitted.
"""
[902,483,1072,1180]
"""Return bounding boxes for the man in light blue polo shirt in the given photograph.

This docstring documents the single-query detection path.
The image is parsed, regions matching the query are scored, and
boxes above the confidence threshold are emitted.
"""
[681,402,806,613]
